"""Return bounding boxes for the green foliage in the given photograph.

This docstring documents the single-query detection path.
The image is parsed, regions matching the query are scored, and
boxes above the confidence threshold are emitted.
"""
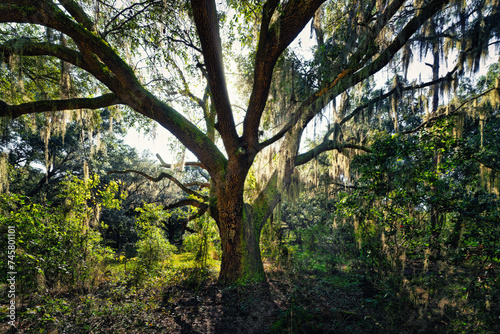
[136,226,176,271]
[0,174,122,293]
[131,202,176,284]
[134,202,170,233]
[333,116,500,331]
[263,193,356,274]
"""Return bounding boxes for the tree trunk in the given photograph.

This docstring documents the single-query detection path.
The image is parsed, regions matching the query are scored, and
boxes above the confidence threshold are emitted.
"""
[213,157,266,284]
[429,20,442,256]
[217,200,266,284]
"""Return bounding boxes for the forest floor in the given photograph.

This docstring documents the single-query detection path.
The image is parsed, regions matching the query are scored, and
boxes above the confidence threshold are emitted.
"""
[1,270,379,333]
[1,255,498,333]
[2,264,477,334]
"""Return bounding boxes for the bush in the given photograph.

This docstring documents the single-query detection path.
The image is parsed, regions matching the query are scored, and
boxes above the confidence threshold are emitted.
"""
[0,174,119,293]
[136,226,176,271]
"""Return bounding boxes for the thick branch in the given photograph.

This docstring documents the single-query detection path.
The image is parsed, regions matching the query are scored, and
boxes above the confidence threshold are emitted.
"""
[258,107,301,149]
[58,0,95,32]
[0,94,122,119]
[184,181,210,189]
[0,3,127,89]
[0,39,91,73]
[164,198,206,210]
[296,141,372,167]
[156,153,206,170]
[1,0,228,177]
[284,0,450,145]
[107,169,208,200]
[191,0,238,154]
[243,0,326,150]
[260,0,407,149]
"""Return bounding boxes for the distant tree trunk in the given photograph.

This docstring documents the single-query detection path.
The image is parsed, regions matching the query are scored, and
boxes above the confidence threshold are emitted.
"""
[447,215,462,250]
[429,21,442,255]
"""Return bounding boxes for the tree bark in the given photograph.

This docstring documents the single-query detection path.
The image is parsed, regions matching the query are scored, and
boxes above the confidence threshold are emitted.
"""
[214,158,266,284]
[217,200,266,283]
[429,20,442,256]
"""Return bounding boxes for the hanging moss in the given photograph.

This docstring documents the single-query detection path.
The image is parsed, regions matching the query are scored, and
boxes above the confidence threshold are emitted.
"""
[0,152,8,193]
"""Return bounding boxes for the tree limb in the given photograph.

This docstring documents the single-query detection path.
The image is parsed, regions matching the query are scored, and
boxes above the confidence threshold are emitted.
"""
[191,0,239,154]
[156,153,206,170]
[107,169,208,200]
[184,181,210,189]
[164,198,206,210]
[1,0,228,178]
[58,0,96,33]
[258,107,301,149]
[279,0,450,152]
[0,39,92,73]
[0,94,123,119]
[296,141,372,167]
[243,0,326,150]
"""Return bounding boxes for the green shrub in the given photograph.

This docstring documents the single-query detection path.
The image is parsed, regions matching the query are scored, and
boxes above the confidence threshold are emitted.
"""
[0,175,120,293]
[136,226,176,270]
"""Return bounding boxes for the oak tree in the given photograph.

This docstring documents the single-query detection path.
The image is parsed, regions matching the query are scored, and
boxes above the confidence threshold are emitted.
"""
[1,0,498,284]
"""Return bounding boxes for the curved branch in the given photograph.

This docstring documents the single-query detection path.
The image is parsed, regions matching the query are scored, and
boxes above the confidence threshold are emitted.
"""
[0,39,91,73]
[107,169,208,200]
[257,0,406,151]
[0,3,127,89]
[0,94,123,119]
[1,1,228,177]
[276,0,450,148]
[258,107,301,149]
[296,141,372,167]
[164,198,206,210]
[156,153,206,170]
[184,181,210,189]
